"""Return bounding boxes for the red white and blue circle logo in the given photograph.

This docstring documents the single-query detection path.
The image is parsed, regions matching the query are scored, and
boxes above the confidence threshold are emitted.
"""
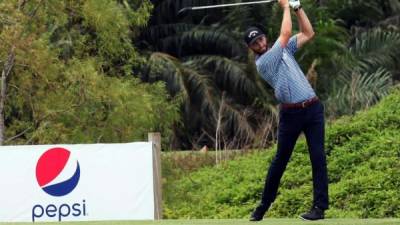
[36,147,80,197]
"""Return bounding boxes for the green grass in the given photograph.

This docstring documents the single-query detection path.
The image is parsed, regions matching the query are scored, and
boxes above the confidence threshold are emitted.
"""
[163,89,400,219]
[2,219,400,225]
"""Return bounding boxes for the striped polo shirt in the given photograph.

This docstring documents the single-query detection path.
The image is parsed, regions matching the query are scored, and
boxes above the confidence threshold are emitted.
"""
[255,35,316,104]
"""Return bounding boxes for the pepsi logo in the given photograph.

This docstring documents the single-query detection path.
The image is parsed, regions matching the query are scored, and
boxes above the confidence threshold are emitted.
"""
[36,147,80,197]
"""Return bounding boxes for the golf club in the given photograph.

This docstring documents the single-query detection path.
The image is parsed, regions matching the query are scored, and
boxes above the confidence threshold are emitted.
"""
[178,0,278,17]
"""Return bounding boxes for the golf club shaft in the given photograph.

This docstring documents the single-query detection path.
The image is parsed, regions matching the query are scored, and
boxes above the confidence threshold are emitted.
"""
[185,0,277,11]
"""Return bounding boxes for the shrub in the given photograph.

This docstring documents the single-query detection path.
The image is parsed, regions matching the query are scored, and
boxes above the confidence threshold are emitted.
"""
[163,88,400,218]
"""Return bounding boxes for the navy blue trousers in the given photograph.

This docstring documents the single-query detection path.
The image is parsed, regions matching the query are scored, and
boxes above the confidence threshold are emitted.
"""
[260,101,329,210]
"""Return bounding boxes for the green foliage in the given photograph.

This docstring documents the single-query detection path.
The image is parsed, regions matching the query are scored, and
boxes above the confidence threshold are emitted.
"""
[351,28,400,72]
[0,0,178,146]
[325,28,400,117]
[326,0,400,28]
[140,0,281,149]
[2,0,399,153]
[162,150,253,207]
[141,0,400,149]
[164,88,400,218]
[80,0,152,70]
[326,68,393,116]
[294,18,349,97]
[82,0,134,59]
[16,59,178,144]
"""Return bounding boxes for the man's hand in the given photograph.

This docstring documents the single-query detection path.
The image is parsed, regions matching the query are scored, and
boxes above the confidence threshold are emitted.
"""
[278,0,290,9]
[289,0,301,10]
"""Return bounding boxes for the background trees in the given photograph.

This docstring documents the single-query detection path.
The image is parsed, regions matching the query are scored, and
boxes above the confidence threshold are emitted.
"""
[139,0,282,150]
[0,0,179,145]
[321,0,400,116]
[1,0,399,149]
[138,0,400,149]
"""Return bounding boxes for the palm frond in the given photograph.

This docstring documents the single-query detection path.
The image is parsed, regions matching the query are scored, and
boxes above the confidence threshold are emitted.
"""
[139,23,196,48]
[388,0,400,14]
[327,67,393,115]
[146,52,189,98]
[182,65,220,121]
[328,0,385,27]
[378,15,400,28]
[220,100,256,147]
[184,55,268,102]
[216,3,272,33]
[297,19,349,65]
[149,0,182,24]
[158,29,246,59]
[350,28,400,71]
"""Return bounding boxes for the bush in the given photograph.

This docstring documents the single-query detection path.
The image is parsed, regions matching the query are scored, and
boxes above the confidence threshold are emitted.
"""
[163,88,400,218]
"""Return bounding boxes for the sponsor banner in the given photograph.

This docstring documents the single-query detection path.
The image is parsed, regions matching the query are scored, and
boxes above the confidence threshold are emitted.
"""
[0,143,155,222]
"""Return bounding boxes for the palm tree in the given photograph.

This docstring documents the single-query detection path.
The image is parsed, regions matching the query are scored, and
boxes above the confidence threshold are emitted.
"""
[138,0,277,150]
[325,28,400,117]
[321,0,400,116]
[138,0,400,148]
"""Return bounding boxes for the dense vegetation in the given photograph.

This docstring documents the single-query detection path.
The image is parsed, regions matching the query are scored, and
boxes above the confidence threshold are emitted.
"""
[1,0,399,149]
[2,0,399,220]
[0,0,400,221]
[141,0,400,149]
[0,1,179,145]
[163,88,400,219]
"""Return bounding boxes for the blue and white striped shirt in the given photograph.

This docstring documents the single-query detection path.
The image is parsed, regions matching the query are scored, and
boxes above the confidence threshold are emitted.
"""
[256,36,316,103]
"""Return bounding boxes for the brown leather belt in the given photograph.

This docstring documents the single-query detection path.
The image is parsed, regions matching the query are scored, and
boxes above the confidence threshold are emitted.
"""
[280,96,319,109]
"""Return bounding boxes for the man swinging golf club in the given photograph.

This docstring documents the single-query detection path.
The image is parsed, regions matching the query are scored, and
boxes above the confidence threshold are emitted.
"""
[245,0,329,221]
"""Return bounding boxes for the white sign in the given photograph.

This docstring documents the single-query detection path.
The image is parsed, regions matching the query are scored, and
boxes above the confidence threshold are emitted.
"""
[0,143,155,222]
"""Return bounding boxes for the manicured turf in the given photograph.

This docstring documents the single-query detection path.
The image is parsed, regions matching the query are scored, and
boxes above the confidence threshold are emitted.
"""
[2,219,400,225]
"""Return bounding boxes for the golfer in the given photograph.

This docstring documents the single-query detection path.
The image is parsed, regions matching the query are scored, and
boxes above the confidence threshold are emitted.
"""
[245,0,328,221]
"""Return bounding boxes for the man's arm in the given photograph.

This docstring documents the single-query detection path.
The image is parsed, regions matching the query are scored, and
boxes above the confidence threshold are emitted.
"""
[295,7,315,48]
[278,0,292,48]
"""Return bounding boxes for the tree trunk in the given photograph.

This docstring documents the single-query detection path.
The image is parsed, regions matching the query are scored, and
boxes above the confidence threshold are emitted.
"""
[0,46,16,145]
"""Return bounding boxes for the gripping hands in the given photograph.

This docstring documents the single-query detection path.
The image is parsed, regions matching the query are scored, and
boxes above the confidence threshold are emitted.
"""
[289,0,301,11]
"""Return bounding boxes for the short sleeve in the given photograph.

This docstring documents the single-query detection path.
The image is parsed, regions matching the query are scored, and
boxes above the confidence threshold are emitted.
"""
[287,35,298,55]
[256,40,284,77]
